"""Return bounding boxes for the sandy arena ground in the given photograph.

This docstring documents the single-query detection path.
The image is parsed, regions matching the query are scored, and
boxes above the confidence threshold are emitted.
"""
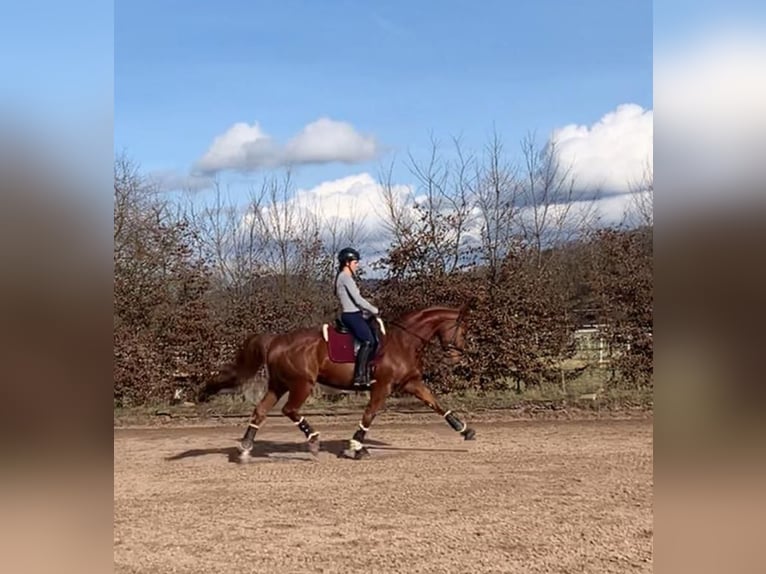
[114,413,652,573]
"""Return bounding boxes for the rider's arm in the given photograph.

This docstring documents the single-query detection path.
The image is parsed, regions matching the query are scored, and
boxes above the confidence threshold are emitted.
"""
[339,274,380,315]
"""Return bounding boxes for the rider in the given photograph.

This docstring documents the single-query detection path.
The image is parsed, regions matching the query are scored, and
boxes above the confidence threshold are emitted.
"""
[335,247,380,388]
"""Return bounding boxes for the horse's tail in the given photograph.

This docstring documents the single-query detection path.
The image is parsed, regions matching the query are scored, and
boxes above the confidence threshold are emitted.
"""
[197,333,274,402]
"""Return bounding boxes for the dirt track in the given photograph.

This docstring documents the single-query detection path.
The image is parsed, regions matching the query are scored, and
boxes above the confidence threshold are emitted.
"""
[114,414,652,573]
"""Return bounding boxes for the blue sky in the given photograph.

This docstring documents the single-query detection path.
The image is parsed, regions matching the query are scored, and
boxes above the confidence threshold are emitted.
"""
[2,1,112,120]
[116,0,652,201]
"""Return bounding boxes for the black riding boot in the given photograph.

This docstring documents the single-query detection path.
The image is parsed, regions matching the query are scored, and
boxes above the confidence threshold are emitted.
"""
[352,341,373,389]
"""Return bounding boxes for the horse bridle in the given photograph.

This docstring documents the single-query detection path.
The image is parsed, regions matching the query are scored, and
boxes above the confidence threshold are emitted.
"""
[387,309,466,361]
[443,309,466,359]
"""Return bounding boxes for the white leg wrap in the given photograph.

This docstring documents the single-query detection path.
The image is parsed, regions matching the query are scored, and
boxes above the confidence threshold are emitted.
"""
[349,439,363,451]
[248,422,260,429]
[294,417,305,426]
[443,410,453,418]
[359,423,369,432]
[307,431,320,440]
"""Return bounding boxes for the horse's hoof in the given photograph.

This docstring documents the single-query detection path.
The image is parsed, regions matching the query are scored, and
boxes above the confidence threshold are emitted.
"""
[462,428,476,441]
[308,436,320,457]
[238,438,254,453]
[340,446,369,460]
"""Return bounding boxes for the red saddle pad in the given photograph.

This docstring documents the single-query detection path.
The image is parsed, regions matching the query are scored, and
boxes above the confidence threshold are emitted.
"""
[327,326,356,363]
[325,325,385,364]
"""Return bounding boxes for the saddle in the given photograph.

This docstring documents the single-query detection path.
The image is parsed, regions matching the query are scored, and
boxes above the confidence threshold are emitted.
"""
[322,316,386,364]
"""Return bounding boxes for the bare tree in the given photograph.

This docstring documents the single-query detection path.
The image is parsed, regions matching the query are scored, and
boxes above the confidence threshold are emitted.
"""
[378,158,415,246]
[625,158,653,228]
[226,170,322,283]
[378,135,476,278]
[517,133,598,266]
[259,170,297,278]
[406,134,476,275]
[302,191,373,281]
[184,182,235,282]
[474,129,521,278]
[114,152,165,265]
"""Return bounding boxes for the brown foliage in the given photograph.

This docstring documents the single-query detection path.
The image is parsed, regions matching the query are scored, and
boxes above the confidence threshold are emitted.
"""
[114,157,218,405]
[113,133,653,405]
[586,226,653,386]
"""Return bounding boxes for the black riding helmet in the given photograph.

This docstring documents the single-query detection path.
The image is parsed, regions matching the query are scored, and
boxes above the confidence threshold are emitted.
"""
[337,247,361,267]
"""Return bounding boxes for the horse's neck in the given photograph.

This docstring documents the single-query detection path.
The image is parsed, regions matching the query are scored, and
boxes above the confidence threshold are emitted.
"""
[397,309,450,345]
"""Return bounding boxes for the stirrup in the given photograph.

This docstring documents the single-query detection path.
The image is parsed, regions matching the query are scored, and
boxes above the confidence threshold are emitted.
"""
[351,373,370,389]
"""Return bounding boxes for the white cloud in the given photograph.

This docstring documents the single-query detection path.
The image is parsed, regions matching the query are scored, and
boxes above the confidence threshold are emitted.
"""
[194,118,381,174]
[221,101,656,275]
[551,103,653,195]
[235,172,412,270]
[292,173,402,224]
[147,169,215,193]
[292,173,413,259]
[284,118,380,165]
[274,124,650,253]
[589,191,651,227]
[195,122,274,173]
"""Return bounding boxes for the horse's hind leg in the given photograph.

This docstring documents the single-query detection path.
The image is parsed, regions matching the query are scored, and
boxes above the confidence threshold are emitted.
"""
[281,382,321,456]
[239,382,286,459]
[403,378,476,440]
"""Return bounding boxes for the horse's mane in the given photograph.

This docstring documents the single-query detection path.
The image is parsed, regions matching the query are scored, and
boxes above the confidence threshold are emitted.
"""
[392,305,460,326]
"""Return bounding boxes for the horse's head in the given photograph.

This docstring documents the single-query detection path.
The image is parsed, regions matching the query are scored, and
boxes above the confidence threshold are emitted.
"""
[436,303,469,365]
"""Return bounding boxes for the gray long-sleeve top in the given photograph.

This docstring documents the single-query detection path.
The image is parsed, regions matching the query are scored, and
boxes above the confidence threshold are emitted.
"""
[336,272,380,315]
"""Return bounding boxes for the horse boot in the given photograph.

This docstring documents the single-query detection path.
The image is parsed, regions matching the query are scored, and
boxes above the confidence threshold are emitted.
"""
[351,341,373,389]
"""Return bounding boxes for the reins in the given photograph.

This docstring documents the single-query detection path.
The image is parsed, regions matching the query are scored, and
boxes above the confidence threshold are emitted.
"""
[383,308,466,359]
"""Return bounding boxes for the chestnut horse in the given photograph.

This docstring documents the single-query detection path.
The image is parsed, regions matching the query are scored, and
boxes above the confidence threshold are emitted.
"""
[199,304,475,460]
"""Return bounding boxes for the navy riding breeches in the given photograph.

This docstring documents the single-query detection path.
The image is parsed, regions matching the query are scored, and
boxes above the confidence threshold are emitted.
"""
[341,311,375,344]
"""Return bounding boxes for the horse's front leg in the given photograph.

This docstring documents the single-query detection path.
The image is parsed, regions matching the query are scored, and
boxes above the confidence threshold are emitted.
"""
[402,377,476,440]
[342,380,391,460]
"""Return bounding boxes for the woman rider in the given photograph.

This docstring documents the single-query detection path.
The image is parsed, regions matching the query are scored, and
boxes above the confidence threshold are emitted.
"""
[335,247,380,388]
